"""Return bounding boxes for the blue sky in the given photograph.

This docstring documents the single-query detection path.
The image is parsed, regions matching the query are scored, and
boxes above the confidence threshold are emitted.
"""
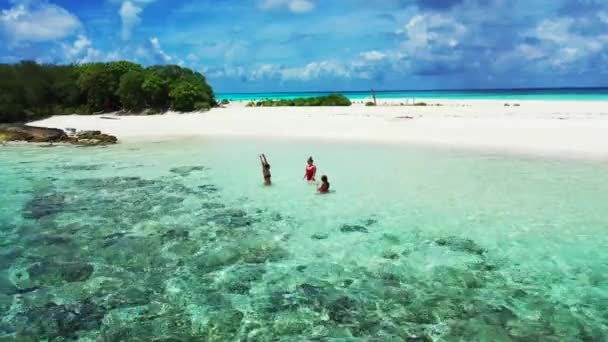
[1,0,608,92]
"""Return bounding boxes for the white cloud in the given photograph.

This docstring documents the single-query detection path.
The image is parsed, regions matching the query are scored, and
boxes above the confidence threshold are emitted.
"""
[79,48,103,63]
[529,18,608,67]
[258,0,315,13]
[115,0,159,40]
[534,19,572,45]
[360,50,386,61]
[60,35,123,64]
[514,44,546,61]
[150,37,172,62]
[66,34,92,57]
[249,63,282,80]
[281,60,350,80]
[119,1,142,40]
[404,14,466,51]
[0,3,81,43]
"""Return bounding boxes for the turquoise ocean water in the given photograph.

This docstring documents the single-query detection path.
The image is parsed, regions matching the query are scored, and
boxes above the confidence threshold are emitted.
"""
[217,87,608,102]
[1,139,608,340]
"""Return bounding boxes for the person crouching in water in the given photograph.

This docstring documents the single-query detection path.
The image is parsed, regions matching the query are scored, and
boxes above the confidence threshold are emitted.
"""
[318,175,330,194]
[304,156,317,182]
[260,154,271,186]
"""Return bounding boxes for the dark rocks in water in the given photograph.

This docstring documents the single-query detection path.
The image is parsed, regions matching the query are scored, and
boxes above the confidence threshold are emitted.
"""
[381,273,401,287]
[0,271,18,295]
[241,243,289,264]
[470,261,497,272]
[105,286,154,309]
[196,242,288,274]
[18,299,105,339]
[167,240,200,258]
[26,261,94,286]
[382,251,400,260]
[22,192,66,220]
[98,236,166,271]
[0,246,22,269]
[338,279,354,288]
[340,224,369,233]
[0,125,117,145]
[196,247,242,273]
[0,128,33,142]
[201,201,225,209]
[220,264,266,294]
[0,124,66,142]
[264,291,302,313]
[76,130,101,137]
[170,166,205,177]
[327,296,358,324]
[58,263,94,282]
[4,268,38,294]
[311,233,329,240]
[161,228,190,241]
[72,130,118,145]
[435,236,486,255]
[73,176,157,191]
[60,164,103,171]
[200,309,244,341]
[28,234,74,246]
[100,308,195,341]
[100,232,128,248]
[210,209,255,229]
[363,218,378,226]
[297,283,323,298]
[382,233,401,244]
[406,335,434,341]
[0,293,11,315]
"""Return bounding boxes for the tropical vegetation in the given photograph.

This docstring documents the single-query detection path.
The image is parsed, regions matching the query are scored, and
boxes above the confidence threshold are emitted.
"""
[0,61,216,123]
[246,94,351,107]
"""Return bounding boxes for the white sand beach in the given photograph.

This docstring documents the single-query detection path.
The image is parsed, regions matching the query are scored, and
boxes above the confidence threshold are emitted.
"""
[31,99,608,160]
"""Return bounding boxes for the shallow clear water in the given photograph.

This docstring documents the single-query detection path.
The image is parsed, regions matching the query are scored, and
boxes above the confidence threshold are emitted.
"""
[217,88,608,102]
[1,139,608,340]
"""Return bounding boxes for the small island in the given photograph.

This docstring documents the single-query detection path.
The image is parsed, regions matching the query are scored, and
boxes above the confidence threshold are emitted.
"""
[0,60,219,144]
[0,61,217,124]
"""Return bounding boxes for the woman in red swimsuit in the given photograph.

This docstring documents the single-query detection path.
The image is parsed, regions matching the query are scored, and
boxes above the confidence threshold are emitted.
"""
[303,157,317,182]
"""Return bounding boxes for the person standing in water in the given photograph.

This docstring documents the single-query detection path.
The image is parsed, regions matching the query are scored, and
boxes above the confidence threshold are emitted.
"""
[259,154,271,186]
[304,157,317,182]
[318,175,330,194]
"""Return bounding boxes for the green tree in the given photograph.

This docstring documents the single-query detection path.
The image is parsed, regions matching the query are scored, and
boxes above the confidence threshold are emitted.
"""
[77,61,144,113]
[142,71,170,110]
[77,63,116,112]
[0,60,216,123]
[117,71,145,111]
[169,80,207,112]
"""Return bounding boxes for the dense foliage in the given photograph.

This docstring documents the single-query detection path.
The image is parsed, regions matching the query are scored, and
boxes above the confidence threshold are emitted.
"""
[0,61,216,123]
[246,94,352,107]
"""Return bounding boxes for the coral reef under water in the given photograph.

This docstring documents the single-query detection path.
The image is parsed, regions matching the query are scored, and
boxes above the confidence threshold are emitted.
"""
[0,160,606,341]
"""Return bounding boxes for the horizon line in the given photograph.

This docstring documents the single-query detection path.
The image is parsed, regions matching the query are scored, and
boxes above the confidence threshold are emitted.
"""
[216,86,608,95]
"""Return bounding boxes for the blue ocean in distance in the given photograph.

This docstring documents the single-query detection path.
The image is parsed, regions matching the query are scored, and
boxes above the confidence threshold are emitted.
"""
[216,87,608,102]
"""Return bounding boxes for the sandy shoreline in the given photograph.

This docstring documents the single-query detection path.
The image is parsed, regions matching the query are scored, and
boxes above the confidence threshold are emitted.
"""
[29,99,608,160]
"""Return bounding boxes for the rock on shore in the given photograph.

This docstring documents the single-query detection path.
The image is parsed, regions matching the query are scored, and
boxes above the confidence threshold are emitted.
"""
[0,125,118,145]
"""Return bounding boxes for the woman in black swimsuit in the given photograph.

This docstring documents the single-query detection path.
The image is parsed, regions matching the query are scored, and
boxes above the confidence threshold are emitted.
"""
[259,154,271,185]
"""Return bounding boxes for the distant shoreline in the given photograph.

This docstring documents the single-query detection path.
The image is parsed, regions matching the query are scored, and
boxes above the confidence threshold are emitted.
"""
[27,98,608,161]
[215,87,608,102]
